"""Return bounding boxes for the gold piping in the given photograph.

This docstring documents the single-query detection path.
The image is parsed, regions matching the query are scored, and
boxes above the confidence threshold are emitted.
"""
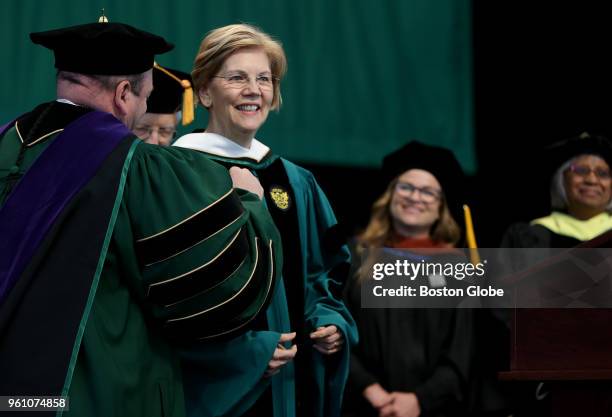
[137,188,234,242]
[14,121,64,147]
[162,257,247,309]
[144,213,243,267]
[198,239,274,340]
[148,228,243,291]
[166,237,261,323]
[15,122,24,143]
[27,129,64,147]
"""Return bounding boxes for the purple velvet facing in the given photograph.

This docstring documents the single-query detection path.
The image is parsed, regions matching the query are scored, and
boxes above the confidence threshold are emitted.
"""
[0,111,132,303]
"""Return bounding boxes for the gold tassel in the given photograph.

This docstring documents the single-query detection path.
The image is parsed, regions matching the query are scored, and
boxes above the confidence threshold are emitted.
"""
[463,204,481,264]
[154,63,195,125]
[181,81,194,126]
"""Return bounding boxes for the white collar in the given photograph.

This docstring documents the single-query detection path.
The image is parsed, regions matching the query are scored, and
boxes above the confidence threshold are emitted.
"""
[173,132,270,162]
[56,98,80,106]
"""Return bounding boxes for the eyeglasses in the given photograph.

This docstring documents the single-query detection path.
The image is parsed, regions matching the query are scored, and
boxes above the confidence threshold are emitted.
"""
[567,164,611,180]
[212,71,275,90]
[133,125,177,142]
[395,182,442,203]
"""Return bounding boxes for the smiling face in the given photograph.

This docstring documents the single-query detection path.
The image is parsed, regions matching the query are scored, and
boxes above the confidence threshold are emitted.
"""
[199,47,273,146]
[564,154,612,218]
[390,169,442,237]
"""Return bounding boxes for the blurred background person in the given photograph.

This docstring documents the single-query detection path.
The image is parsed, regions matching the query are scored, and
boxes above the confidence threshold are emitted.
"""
[494,132,612,417]
[343,141,473,417]
[134,63,194,145]
[502,132,612,250]
[173,23,357,417]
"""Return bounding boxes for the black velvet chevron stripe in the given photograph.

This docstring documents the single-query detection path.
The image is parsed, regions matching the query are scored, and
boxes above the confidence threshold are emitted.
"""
[195,240,275,340]
[163,239,273,340]
[136,190,244,266]
[147,226,249,306]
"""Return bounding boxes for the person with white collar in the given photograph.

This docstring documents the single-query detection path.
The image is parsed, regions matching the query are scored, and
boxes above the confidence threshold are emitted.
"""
[174,23,357,417]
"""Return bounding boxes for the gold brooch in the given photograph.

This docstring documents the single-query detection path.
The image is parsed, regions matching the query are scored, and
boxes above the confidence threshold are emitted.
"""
[269,186,290,211]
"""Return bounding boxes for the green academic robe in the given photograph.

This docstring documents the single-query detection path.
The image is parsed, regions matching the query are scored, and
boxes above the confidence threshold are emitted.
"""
[174,133,358,417]
[0,102,281,417]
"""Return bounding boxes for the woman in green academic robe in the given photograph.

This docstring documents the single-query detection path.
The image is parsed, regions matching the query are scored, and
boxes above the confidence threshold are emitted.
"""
[174,23,357,417]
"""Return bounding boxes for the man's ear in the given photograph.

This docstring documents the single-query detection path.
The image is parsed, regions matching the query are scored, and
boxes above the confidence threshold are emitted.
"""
[198,87,212,108]
[113,80,132,117]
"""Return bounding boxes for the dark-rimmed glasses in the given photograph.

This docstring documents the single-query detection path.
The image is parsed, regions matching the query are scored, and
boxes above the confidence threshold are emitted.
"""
[395,182,442,203]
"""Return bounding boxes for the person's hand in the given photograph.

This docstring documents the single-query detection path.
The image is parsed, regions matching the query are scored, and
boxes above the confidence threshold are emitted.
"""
[310,325,344,355]
[229,166,263,199]
[379,392,421,417]
[264,332,297,378]
[363,383,392,410]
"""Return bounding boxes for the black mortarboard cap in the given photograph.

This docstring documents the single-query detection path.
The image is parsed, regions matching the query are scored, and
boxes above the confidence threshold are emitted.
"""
[148,65,194,125]
[545,132,612,177]
[382,140,466,219]
[30,22,174,75]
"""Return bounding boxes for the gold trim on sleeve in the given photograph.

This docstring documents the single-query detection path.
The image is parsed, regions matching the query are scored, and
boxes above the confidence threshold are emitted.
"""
[166,237,261,323]
[137,188,234,242]
[162,257,247,309]
[147,228,242,293]
[144,213,243,267]
[198,239,275,340]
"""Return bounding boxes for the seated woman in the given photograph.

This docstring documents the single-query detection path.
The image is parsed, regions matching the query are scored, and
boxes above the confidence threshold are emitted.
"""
[502,132,612,249]
[344,141,473,417]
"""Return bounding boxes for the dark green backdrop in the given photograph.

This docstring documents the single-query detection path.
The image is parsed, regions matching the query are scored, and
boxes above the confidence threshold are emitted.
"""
[0,0,474,170]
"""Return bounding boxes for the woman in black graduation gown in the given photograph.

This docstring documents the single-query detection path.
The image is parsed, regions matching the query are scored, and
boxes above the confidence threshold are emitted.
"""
[496,133,612,417]
[502,132,612,257]
[344,141,473,417]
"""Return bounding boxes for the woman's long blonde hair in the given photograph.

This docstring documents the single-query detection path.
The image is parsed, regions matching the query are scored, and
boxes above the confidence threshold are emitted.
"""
[357,176,461,248]
[355,177,461,282]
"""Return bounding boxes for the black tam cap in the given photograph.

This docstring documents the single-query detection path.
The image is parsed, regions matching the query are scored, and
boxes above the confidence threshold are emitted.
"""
[147,64,193,123]
[545,132,612,176]
[30,22,174,75]
[382,140,466,218]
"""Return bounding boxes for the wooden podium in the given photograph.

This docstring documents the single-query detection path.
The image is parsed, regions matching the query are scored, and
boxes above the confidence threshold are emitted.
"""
[500,309,612,416]
[499,232,612,416]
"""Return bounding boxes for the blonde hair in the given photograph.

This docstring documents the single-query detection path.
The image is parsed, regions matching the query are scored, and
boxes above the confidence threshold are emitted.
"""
[358,178,461,248]
[355,178,461,281]
[192,23,287,110]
